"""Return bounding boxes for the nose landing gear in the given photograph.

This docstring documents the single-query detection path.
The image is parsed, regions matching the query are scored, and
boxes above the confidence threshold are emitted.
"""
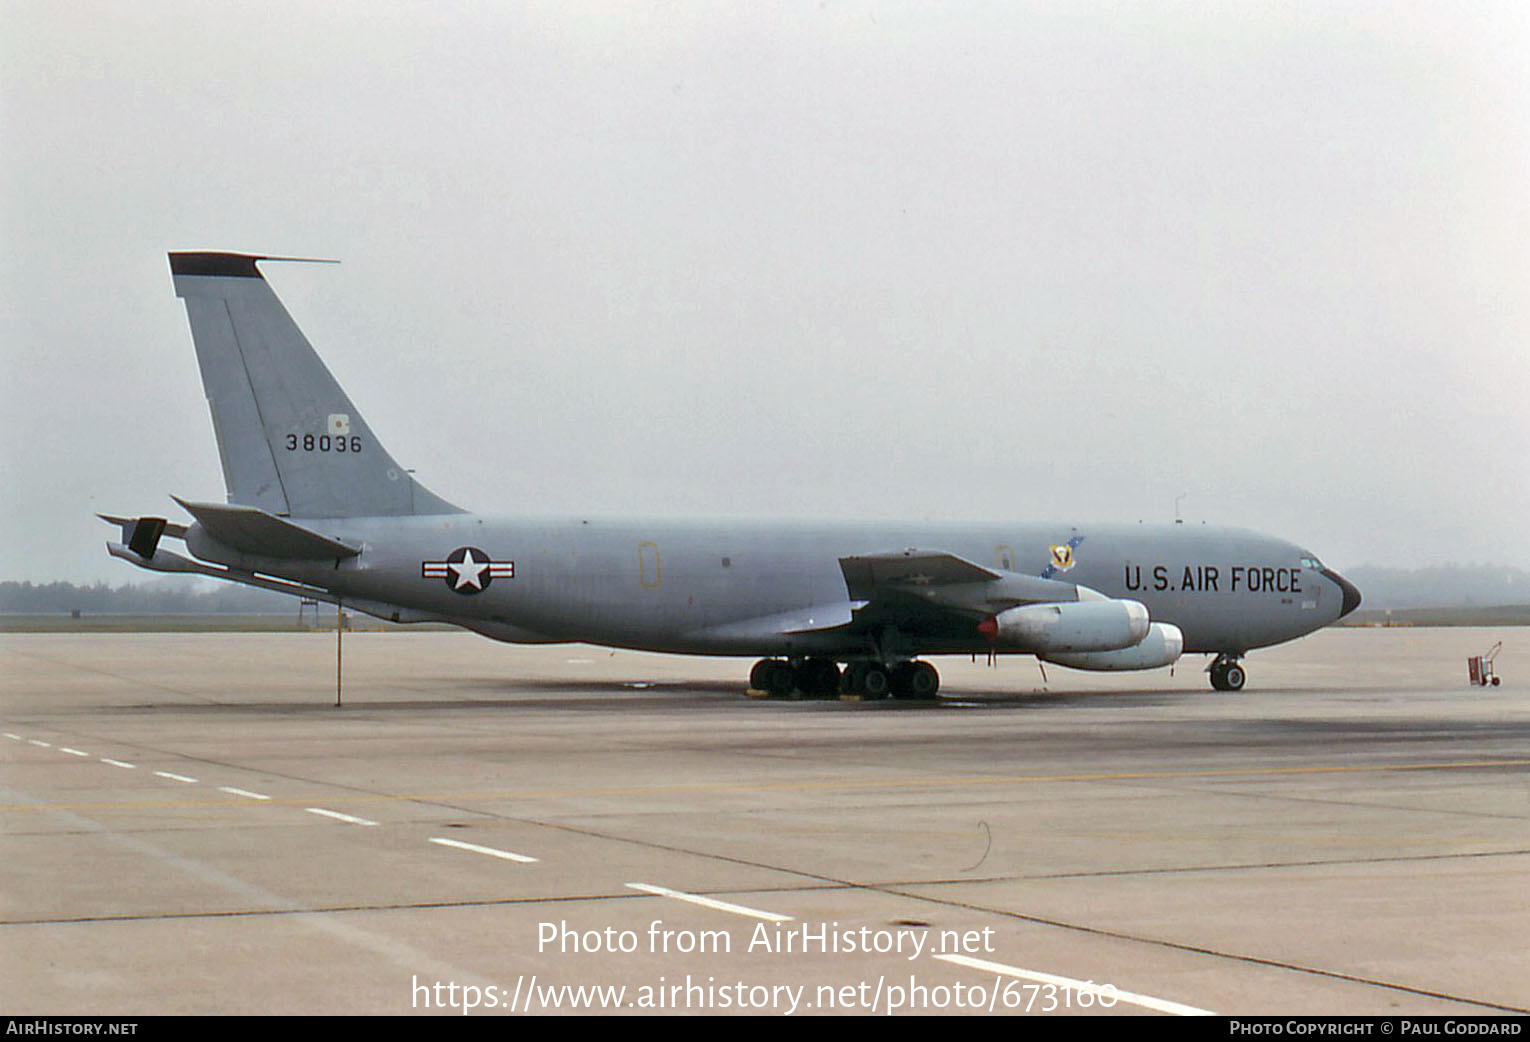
[1208,654,1246,691]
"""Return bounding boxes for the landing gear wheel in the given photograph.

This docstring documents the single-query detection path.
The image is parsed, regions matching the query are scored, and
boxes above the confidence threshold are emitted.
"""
[908,661,940,699]
[768,661,798,697]
[861,663,891,699]
[891,661,940,699]
[1208,657,1246,692]
[749,659,797,697]
[798,658,842,697]
[749,659,775,691]
[841,662,894,699]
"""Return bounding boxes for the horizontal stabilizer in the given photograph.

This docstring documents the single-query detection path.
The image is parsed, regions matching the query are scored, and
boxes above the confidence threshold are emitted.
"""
[98,514,188,542]
[173,497,360,559]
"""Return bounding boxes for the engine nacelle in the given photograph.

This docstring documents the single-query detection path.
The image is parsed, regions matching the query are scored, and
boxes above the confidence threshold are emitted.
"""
[982,598,1150,653]
[1042,622,1184,671]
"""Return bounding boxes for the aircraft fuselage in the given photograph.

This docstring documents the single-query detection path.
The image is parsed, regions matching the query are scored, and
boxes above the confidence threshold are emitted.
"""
[185,515,1352,659]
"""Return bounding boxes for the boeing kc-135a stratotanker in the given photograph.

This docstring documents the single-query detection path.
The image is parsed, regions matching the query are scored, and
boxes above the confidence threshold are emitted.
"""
[103,252,1361,697]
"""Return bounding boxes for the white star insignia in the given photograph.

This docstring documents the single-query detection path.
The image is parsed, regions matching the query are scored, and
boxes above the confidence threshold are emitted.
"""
[448,548,489,591]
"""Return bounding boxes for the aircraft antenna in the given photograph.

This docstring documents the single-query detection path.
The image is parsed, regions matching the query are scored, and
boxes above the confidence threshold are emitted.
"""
[258,254,341,266]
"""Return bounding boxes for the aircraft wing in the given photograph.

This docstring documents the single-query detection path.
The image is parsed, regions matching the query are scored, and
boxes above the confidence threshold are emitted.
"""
[685,552,1072,646]
[838,549,1087,637]
[839,550,1002,596]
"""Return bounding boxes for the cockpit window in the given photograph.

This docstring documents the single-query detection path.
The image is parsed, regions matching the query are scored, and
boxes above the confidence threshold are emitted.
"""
[1298,555,1323,570]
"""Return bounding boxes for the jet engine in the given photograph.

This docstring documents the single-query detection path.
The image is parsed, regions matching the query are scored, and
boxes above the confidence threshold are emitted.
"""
[1042,622,1184,671]
[979,598,1150,653]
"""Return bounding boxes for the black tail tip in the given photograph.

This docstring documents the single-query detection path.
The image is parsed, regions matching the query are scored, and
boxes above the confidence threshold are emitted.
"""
[169,252,266,278]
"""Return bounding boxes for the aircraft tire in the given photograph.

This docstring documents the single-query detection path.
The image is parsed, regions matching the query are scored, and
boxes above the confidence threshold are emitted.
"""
[841,662,867,695]
[1209,659,1245,692]
[749,659,775,691]
[799,658,841,697]
[890,661,940,700]
[763,661,798,698]
[861,664,892,699]
[907,661,940,699]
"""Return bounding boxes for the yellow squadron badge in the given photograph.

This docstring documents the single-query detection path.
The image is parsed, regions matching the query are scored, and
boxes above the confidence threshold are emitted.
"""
[1049,544,1075,571]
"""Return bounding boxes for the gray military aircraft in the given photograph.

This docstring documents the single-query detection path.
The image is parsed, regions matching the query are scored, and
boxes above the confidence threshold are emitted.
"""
[103,252,1361,697]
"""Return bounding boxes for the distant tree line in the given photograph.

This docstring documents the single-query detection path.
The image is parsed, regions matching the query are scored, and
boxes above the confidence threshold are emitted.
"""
[1336,564,1528,612]
[1,580,294,615]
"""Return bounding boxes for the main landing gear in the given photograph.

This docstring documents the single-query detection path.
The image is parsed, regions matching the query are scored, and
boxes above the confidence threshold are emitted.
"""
[1208,654,1246,692]
[748,658,941,700]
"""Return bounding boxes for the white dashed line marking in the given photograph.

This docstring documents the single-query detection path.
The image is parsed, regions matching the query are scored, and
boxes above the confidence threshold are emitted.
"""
[218,786,271,800]
[153,771,198,783]
[4,733,21,740]
[28,740,51,748]
[101,758,136,769]
[305,807,378,826]
[935,953,1216,1016]
[60,748,90,757]
[625,883,792,921]
[429,837,538,863]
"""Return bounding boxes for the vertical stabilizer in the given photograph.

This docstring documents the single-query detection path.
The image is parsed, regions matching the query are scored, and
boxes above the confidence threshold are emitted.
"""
[169,252,460,518]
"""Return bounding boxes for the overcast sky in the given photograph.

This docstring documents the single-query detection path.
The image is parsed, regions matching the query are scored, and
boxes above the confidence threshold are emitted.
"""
[3,2,1527,585]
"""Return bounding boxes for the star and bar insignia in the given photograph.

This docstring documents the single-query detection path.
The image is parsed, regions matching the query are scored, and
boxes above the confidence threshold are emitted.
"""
[421,547,515,594]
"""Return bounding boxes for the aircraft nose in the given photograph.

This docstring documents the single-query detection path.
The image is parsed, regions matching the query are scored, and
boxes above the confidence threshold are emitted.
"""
[1322,568,1362,618]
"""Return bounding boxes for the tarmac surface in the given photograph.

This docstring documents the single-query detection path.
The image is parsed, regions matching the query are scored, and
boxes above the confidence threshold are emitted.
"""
[2,626,1527,1016]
